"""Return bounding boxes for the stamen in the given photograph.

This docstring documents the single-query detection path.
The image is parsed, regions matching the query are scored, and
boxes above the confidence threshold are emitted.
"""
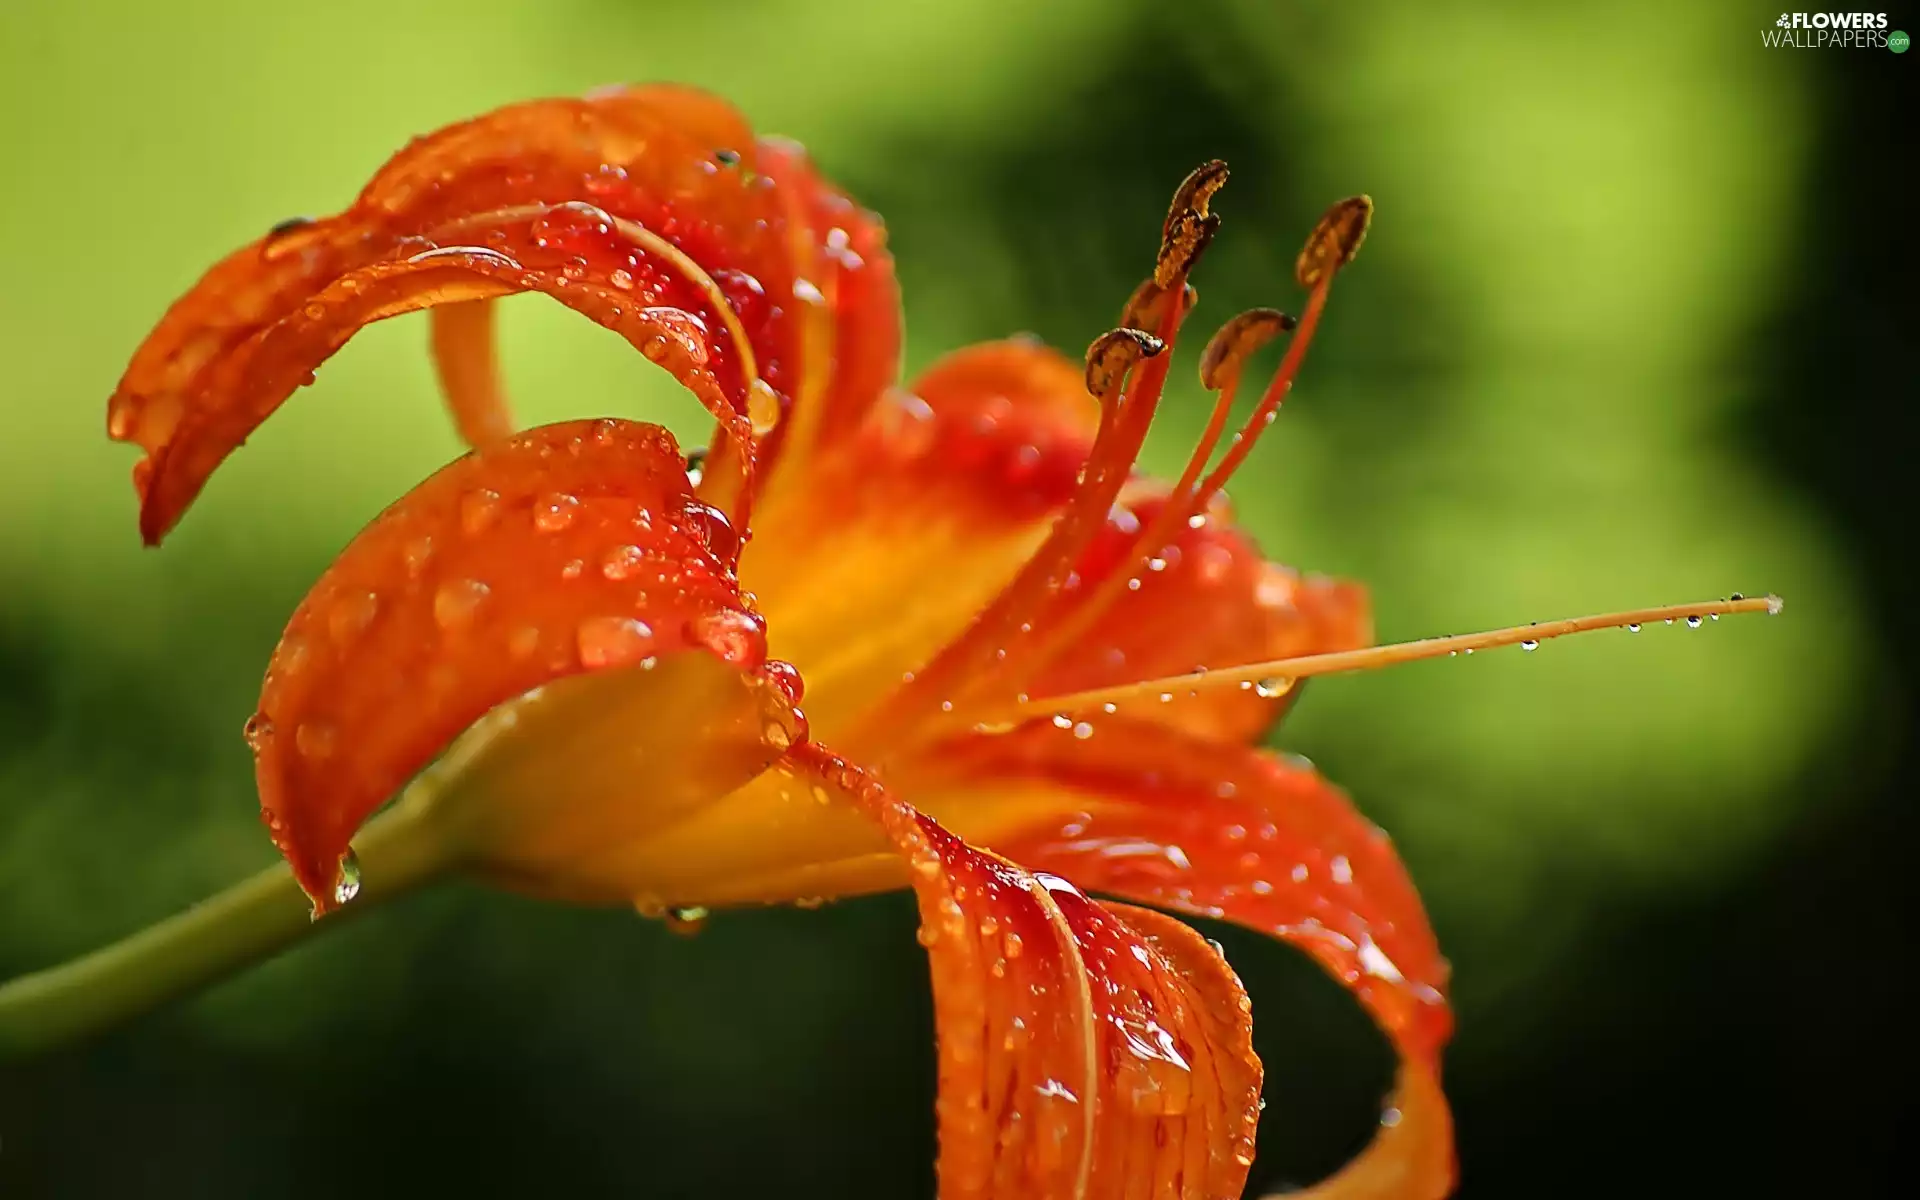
[856,161,1229,753]
[970,595,1782,726]
[997,309,1295,694]
[1156,160,1229,288]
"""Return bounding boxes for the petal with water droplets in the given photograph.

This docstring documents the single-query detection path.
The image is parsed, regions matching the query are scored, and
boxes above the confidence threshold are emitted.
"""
[795,743,1263,1200]
[910,718,1455,1199]
[249,418,793,911]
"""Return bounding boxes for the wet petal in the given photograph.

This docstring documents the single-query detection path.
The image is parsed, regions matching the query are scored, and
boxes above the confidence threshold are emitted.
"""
[107,85,897,542]
[795,743,1263,1200]
[1019,487,1371,743]
[249,418,794,910]
[909,719,1455,1198]
[745,340,1100,741]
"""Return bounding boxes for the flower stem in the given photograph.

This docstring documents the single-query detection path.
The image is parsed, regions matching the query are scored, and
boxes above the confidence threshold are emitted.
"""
[0,792,459,1060]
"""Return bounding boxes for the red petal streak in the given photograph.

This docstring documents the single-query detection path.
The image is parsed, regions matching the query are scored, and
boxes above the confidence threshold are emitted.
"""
[250,418,767,910]
[932,719,1454,1196]
[794,743,1262,1200]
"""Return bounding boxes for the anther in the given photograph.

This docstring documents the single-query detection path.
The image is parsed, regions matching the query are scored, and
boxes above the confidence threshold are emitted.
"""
[1295,195,1373,288]
[1155,159,1230,287]
[1084,328,1167,397]
[1199,308,1297,390]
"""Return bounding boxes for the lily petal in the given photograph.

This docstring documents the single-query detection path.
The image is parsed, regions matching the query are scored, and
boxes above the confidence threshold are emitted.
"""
[746,340,1100,740]
[106,85,897,542]
[249,417,794,910]
[1017,488,1371,744]
[908,718,1454,1198]
[795,743,1263,1200]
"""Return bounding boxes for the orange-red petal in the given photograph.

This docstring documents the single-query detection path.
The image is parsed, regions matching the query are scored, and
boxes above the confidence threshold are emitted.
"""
[745,340,1101,743]
[1016,488,1371,743]
[106,85,899,543]
[913,718,1454,1197]
[795,742,1263,1200]
[248,417,779,909]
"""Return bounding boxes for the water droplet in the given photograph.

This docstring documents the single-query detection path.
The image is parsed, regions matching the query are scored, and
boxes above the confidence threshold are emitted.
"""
[534,492,580,532]
[765,721,792,750]
[608,267,635,290]
[693,608,767,668]
[333,849,362,906]
[601,544,646,580]
[1254,677,1290,698]
[576,616,657,668]
[1072,721,1094,740]
[1709,612,1720,621]
[1002,931,1024,959]
[508,626,542,658]
[1159,692,1174,703]
[1102,702,1118,714]
[1686,615,1703,628]
[1520,639,1538,651]
[685,447,708,487]
[746,380,782,435]
[459,488,501,535]
[295,721,337,760]
[433,578,491,630]
[916,924,940,947]
[1186,513,1207,530]
[665,905,709,936]
[1051,713,1073,730]
[242,712,275,752]
[1627,623,1640,632]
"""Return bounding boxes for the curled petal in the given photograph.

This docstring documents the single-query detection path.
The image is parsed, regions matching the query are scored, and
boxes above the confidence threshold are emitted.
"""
[249,418,791,910]
[745,341,1100,741]
[913,720,1454,1198]
[107,85,898,542]
[795,743,1262,1200]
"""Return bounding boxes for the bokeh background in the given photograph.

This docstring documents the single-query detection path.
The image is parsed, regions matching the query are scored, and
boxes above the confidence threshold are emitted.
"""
[1,0,1909,1194]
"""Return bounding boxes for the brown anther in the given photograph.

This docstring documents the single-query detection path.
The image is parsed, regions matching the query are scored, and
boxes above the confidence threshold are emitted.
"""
[1084,328,1167,397]
[1198,308,1297,390]
[1154,160,1230,288]
[1295,195,1373,288]
[1118,278,1199,333]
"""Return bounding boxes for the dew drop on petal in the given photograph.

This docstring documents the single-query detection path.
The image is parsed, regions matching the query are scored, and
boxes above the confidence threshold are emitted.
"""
[433,578,491,631]
[1072,721,1094,740]
[295,721,336,760]
[459,488,502,536]
[576,616,657,669]
[746,379,782,435]
[533,492,580,533]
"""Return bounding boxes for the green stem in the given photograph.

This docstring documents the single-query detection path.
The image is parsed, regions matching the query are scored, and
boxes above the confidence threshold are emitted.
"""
[0,794,460,1060]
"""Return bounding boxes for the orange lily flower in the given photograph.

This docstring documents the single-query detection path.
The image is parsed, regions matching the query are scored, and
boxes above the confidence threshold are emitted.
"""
[103,84,1777,1199]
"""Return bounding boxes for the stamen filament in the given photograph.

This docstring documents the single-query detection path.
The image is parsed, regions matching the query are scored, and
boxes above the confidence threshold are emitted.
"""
[974,595,1781,725]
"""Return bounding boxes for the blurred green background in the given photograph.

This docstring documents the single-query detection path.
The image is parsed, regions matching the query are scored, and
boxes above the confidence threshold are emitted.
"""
[1,0,1908,1194]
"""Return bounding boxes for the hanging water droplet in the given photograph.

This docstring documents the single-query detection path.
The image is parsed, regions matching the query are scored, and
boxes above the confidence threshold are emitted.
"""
[665,905,709,936]
[746,379,782,435]
[333,849,362,906]
[1730,592,1745,601]
[1520,639,1538,651]
[1686,615,1703,628]
[1628,623,1640,632]
[685,447,708,487]
[1709,612,1720,621]
[1254,677,1290,698]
